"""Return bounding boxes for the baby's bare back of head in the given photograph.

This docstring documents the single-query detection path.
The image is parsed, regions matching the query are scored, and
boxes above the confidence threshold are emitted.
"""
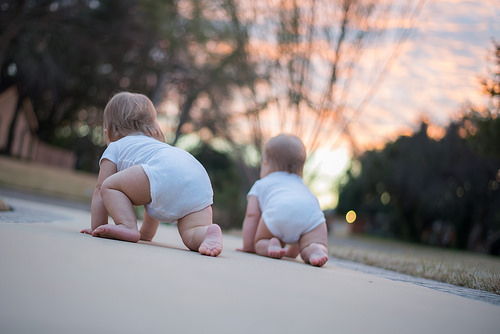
[265,134,306,175]
[104,92,164,142]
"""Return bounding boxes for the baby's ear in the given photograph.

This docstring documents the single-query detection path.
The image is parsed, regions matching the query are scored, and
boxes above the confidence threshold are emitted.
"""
[103,129,111,144]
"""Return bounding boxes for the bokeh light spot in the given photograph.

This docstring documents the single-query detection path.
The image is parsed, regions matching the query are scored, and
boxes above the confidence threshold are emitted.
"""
[346,210,356,224]
[381,192,390,205]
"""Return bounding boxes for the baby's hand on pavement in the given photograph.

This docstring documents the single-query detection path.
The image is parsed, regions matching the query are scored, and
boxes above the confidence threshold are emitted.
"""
[80,228,92,235]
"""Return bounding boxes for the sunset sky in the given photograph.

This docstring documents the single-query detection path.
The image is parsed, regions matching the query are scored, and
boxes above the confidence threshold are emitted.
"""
[308,0,500,208]
[352,0,500,146]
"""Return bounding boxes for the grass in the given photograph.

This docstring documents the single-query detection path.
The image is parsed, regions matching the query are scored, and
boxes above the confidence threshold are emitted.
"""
[2,155,499,294]
[328,233,500,295]
[0,155,96,204]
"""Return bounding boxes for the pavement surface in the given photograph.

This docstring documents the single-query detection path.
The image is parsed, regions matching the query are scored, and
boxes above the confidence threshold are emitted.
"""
[1,188,500,334]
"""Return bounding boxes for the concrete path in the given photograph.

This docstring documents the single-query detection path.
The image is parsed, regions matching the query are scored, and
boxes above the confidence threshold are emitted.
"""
[1,195,499,334]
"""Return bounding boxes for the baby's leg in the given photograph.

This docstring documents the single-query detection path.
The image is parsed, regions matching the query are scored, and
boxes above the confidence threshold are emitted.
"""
[93,165,152,243]
[254,219,286,259]
[284,244,300,258]
[299,222,329,267]
[177,206,223,256]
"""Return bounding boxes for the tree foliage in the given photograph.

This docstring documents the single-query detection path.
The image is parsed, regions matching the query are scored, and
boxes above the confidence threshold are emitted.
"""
[337,42,500,253]
[0,0,170,170]
[337,120,500,252]
[0,0,254,229]
[191,143,246,229]
[0,0,255,169]
[1,1,422,171]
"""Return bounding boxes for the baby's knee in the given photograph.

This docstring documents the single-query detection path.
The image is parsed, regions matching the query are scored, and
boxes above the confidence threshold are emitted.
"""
[100,178,119,198]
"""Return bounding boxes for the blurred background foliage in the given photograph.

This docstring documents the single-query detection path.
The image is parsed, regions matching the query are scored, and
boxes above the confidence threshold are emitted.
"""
[0,1,499,249]
[1,0,258,228]
[337,43,500,254]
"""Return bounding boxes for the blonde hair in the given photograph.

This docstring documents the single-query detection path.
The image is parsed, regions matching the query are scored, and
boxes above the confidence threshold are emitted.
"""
[264,134,306,175]
[103,92,165,142]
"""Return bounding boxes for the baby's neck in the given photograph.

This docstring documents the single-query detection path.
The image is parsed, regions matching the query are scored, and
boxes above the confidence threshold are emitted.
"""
[263,170,302,178]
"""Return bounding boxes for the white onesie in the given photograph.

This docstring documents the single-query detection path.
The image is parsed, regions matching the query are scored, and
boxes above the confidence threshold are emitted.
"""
[248,171,325,244]
[100,134,213,222]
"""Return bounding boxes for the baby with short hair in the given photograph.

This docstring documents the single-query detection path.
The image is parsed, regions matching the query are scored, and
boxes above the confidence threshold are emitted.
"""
[239,134,328,266]
[81,91,222,256]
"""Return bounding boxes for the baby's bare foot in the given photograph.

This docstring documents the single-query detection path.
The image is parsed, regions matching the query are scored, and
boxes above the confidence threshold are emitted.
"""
[92,225,141,243]
[301,243,328,267]
[268,237,286,259]
[198,224,223,256]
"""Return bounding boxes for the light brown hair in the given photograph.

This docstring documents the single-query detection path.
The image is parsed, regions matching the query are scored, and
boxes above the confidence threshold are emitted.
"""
[264,134,306,175]
[103,92,165,142]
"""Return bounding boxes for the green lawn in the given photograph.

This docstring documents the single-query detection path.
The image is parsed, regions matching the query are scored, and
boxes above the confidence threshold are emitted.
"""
[329,234,500,295]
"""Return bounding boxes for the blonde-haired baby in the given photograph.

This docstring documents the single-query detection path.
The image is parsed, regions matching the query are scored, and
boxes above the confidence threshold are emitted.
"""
[239,134,328,266]
[81,92,222,256]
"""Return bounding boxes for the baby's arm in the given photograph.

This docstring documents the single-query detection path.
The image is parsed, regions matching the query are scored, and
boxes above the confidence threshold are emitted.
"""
[139,210,160,241]
[238,195,261,253]
[82,159,117,233]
